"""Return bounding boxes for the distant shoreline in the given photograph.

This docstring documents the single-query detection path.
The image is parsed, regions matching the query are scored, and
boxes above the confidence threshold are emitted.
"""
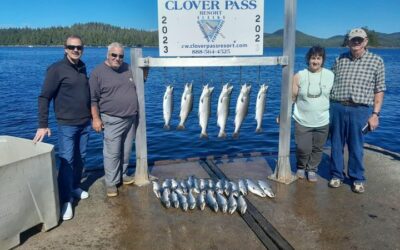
[1,45,399,49]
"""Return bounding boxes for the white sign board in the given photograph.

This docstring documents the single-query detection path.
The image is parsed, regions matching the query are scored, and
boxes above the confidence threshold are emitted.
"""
[158,0,264,57]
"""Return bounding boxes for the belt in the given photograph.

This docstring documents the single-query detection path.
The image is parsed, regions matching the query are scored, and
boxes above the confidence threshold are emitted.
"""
[332,100,368,107]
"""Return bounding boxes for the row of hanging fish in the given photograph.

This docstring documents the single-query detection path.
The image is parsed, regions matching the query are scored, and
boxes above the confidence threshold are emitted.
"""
[152,176,275,214]
[163,83,269,138]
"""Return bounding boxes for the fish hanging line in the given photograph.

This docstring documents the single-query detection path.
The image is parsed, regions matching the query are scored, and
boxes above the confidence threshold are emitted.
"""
[163,67,168,86]
[239,66,242,84]
[257,65,261,85]
[201,67,204,84]
[220,66,224,84]
[182,67,186,83]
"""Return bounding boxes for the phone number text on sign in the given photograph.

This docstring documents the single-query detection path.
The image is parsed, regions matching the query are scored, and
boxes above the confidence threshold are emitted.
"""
[158,0,264,57]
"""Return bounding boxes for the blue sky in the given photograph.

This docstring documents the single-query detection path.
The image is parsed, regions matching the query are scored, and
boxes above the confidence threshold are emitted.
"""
[1,0,399,38]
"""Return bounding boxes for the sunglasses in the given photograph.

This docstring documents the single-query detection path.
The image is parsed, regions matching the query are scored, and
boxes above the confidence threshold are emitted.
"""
[350,37,364,44]
[110,53,124,59]
[66,45,83,51]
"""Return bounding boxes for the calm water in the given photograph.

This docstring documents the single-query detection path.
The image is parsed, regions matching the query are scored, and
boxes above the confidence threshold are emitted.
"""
[0,47,399,168]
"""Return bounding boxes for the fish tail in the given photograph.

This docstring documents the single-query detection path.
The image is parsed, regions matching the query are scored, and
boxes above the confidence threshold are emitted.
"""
[255,127,262,133]
[200,133,208,139]
[232,132,239,138]
[176,124,185,130]
[163,124,170,130]
[218,131,227,138]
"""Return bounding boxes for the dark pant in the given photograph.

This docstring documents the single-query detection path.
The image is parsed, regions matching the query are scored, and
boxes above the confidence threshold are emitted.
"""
[329,102,370,182]
[57,122,90,204]
[295,122,329,172]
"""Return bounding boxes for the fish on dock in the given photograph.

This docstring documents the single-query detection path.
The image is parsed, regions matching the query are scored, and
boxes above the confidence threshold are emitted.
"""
[228,193,238,214]
[237,195,247,214]
[152,181,161,199]
[161,188,171,208]
[206,190,219,212]
[246,179,266,197]
[257,180,275,198]
[197,190,206,211]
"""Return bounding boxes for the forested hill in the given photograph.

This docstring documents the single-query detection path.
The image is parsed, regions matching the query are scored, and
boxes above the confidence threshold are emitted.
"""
[0,22,399,47]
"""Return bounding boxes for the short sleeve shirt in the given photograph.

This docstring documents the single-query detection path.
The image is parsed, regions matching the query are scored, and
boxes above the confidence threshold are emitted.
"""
[330,50,385,106]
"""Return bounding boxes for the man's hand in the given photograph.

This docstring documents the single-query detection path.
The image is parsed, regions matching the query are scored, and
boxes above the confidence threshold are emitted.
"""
[368,114,379,131]
[92,118,103,133]
[33,128,51,143]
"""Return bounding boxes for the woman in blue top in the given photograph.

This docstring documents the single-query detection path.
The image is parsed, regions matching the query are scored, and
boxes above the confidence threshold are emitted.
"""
[292,46,334,182]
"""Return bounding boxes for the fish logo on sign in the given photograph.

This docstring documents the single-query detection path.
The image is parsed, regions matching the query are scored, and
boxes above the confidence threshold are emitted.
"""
[198,19,225,42]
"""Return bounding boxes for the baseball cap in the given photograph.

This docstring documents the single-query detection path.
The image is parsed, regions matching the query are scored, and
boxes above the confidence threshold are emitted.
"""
[348,28,367,40]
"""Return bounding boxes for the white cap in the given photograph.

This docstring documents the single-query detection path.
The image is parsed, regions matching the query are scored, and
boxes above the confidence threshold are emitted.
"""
[348,28,367,40]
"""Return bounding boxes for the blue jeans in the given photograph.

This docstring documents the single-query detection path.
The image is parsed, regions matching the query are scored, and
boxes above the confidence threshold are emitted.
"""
[330,102,370,182]
[57,122,90,204]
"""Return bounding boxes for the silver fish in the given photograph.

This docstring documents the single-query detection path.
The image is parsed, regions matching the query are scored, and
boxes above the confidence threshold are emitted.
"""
[223,180,230,196]
[255,84,269,133]
[206,190,219,212]
[246,179,266,197]
[192,177,200,193]
[228,193,238,214]
[207,179,214,189]
[233,84,251,138]
[187,189,197,210]
[229,181,239,197]
[199,178,206,190]
[179,180,188,194]
[169,191,179,208]
[177,83,193,130]
[162,179,170,189]
[161,188,171,208]
[186,176,194,189]
[152,181,161,199]
[215,179,224,193]
[198,84,214,138]
[177,192,188,211]
[163,85,174,130]
[237,195,247,214]
[197,190,206,211]
[170,178,179,190]
[216,192,228,213]
[238,179,248,196]
[217,83,233,138]
[257,180,275,198]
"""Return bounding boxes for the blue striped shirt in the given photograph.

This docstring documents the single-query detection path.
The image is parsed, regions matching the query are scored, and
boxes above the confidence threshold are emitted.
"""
[330,50,386,106]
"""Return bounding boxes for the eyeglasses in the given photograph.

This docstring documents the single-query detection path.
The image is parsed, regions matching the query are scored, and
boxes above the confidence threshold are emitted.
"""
[307,71,322,98]
[350,37,364,44]
[66,45,83,51]
[110,53,124,59]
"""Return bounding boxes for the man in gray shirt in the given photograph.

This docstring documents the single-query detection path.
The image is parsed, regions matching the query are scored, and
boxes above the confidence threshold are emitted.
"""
[90,42,144,197]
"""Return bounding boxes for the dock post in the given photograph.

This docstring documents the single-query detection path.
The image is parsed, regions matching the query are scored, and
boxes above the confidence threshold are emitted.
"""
[269,0,297,184]
[131,48,150,186]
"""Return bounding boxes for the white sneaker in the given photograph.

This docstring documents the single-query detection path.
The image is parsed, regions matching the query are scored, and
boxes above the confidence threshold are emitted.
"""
[72,188,89,200]
[61,202,73,221]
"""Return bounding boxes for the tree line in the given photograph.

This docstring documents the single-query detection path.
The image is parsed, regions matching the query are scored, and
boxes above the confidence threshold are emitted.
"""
[0,22,385,47]
[0,23,158,46]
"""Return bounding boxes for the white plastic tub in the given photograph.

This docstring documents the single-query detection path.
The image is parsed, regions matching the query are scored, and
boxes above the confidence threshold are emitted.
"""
[0,136,59,250]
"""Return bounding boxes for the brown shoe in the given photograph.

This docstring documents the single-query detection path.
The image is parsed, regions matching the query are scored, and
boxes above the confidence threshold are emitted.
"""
[106,186,118,197]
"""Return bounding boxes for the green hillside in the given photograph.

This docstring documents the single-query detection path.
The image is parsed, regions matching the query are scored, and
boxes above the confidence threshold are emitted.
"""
[0,23,398,47]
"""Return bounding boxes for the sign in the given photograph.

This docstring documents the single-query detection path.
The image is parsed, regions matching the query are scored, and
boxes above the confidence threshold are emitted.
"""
[158,0,264,57]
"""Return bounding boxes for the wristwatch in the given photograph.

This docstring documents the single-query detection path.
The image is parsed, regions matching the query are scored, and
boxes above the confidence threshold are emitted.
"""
[372,111,380,117]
